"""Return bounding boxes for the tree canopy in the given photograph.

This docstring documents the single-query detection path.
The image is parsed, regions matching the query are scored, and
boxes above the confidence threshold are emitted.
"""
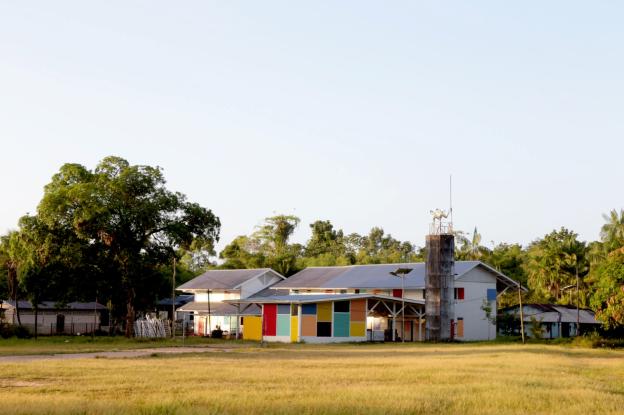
[4,156,221,336]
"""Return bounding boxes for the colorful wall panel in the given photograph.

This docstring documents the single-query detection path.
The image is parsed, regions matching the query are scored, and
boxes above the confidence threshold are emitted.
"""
[457,317,464,337]
[263,304,277,336]
[350,299,366,322]
[276,304,290,337]
[277,315,290,336]
[301,315,316,336]
[350,321,366,337]
[290,316,299,342]
[317,303,332,322]
[242,316,262,341]
[334,312,350,337]
[302,304,317,315]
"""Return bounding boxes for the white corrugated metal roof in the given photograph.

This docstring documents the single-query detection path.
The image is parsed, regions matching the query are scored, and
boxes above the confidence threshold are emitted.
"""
[177,268,284,291]
[224,293,425,306]
[273,261,518,290]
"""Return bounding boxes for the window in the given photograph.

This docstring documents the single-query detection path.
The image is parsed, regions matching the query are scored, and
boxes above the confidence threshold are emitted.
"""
[354,289,360,294]
[339,289,347,294]
[487,288,497,301]
[454,287,465,300]
[317,322,332,337]
[333,301,350,313]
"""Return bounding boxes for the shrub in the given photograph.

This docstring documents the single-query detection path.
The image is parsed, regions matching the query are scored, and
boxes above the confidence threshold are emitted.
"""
[0,324,31,339]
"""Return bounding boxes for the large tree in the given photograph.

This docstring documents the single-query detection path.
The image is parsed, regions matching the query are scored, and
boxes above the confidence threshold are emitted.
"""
[34,156,220,336]
[600,209,624,254]
[221,215,301,276]
[525,228,587,303]
[589,250,624,329]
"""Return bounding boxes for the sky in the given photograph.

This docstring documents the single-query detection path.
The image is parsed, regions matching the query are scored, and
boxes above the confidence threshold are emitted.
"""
[1,2,623,253]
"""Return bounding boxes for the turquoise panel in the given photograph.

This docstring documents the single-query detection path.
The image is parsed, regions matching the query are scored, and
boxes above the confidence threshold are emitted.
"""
[333,312,350,337]
[276,315,290,336]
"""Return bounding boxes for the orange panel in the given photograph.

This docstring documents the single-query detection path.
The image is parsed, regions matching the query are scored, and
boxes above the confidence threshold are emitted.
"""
[301,315,316,337]
[351,299,366,312]
[350,299,366,322]
[457,318,464,338]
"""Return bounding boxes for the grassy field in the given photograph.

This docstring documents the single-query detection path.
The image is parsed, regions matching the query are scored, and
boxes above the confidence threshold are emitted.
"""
[0,336,232,356]
[0,342,623,414]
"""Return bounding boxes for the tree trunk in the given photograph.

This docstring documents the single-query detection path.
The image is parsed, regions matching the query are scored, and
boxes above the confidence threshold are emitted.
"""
[34,302,38,340]
[124,288,135,338]
[8,266,21,326]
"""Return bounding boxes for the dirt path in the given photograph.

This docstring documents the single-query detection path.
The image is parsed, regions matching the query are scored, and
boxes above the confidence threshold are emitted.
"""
[0,346,231,363]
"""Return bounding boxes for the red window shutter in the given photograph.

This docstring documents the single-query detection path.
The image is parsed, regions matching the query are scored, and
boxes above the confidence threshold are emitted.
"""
[393,289,403,298]
[458,288,465,300]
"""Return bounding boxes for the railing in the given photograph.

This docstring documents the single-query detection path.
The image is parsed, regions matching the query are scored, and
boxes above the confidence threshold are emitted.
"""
[429,222,453,235]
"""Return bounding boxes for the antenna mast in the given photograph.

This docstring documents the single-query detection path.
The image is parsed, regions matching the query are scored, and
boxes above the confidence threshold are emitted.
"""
[449,175,453,231]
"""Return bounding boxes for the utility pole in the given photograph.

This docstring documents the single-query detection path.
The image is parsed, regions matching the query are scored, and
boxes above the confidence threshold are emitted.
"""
[172,257,176,339]
[518,284,525,344]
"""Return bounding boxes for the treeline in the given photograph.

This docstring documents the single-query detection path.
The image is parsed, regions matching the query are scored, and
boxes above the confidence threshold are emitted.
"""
[1,156,623,334]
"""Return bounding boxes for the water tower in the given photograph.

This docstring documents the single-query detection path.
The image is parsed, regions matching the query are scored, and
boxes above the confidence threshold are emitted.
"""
[425,209,455,341]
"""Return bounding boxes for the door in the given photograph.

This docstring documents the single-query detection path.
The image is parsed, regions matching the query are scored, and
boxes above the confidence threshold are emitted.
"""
[56,314,65,334]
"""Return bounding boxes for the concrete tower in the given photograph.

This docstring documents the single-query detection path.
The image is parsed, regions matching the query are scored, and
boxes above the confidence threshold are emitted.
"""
[425,209,455,341]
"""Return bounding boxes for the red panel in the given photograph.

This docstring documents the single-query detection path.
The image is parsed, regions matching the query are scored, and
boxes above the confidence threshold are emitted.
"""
[393,289,403,298]
[458,288,465,300]
[263,304,277,336]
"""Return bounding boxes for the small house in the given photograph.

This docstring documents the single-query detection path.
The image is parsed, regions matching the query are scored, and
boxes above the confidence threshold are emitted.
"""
[0,300,108,335]
[501,304,601,338]
[176,268,286,338]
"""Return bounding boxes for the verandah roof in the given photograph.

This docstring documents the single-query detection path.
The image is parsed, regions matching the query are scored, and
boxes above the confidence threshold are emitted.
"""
[224,293,425,306]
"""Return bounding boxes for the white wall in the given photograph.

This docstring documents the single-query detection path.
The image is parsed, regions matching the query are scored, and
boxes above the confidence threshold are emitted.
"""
[194,291,239,302]
[240,271,283,299]
[454,267,497,341]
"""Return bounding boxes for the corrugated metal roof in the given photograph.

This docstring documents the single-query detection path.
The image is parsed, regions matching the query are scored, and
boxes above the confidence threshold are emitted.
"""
[504,304,600,324]
[1,300,107,311]
[177,268,283,290]
[273,261,512,290]
[176,301,261,315]
[225,293,425,306]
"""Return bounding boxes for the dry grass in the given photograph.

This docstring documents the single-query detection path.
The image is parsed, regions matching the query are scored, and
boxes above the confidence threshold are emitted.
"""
[0,336,230,356]
[0,342,622,414]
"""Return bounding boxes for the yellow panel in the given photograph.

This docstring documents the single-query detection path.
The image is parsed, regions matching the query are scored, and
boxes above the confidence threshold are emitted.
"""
[290,316,299,342]
[317,302,332,322]
[242,316,262,341]
[350,321,365,337]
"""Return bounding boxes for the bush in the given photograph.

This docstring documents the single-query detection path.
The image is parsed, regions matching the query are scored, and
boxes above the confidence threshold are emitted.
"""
[0,324,32,339]
[211,327,223,339]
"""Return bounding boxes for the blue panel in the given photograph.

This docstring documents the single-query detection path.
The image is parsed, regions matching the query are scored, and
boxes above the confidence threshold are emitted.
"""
[334,313,350,337]
[487,289,497,301]
[302,304,317,315]
[277,304,290,315]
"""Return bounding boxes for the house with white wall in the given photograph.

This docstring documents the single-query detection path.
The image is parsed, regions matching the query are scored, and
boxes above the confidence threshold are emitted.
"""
[228,261,519,342]
[176,268,286,337]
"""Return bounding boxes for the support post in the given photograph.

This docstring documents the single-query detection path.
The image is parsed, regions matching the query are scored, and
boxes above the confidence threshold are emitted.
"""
[297,303,302,343]
[576,265,580,336]
[172,258,176,338]
[518,284,525,344]
[392,303,396,342]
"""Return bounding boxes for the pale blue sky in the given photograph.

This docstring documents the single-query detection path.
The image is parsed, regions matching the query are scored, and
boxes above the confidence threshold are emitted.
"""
[1,2,622,252]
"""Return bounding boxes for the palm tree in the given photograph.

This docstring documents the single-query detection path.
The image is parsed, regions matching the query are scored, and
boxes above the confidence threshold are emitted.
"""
[600,209,624,253]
